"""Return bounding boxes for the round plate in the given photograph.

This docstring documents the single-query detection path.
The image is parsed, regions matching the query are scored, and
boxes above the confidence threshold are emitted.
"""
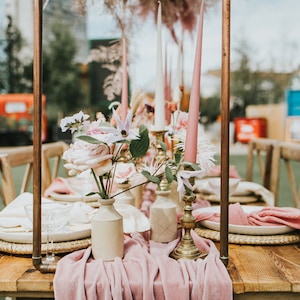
[198,193,258,203]
[0,223,91,244]
[49,191,99,203]
[194,206,295,235]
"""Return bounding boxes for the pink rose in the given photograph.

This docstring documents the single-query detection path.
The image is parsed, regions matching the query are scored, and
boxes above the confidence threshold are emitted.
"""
[63,140,113,176]
[114,162,137,183]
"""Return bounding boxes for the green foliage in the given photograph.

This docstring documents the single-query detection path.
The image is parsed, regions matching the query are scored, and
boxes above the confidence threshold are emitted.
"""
[42,19,86,122]
[129,125,150,158]
[0,16,31,93]
[199,94,221,124]
[141,170,161,186]
[230,41,292,116]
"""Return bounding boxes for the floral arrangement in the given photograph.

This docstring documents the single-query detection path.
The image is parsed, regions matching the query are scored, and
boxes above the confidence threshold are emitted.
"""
[60,110,150,199]
[141,133,215,199]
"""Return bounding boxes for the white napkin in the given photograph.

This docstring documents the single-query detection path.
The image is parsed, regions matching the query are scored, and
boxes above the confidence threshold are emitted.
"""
[195,179,274,206]
[0,192,94,231]
[114,203,150,233]
[0,193,150,234]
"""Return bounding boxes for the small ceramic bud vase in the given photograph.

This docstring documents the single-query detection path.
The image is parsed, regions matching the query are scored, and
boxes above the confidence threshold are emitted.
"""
[170,181,184,214]
[91,198,124,261]
[114,183,135,206]
[150,190,178,243]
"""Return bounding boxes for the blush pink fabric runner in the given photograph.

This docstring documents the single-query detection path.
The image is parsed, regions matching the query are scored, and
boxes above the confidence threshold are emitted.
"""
[53,232,232,300]
[194,203,300,229]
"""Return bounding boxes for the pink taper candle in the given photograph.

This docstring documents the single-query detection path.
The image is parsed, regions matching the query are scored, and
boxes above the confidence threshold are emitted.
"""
[121,37,128,123]
[183,0,204,163]
[154,1,165,131]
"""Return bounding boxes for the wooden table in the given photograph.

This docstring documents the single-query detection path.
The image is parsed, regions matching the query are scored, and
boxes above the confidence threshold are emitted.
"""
[0,242,299,299]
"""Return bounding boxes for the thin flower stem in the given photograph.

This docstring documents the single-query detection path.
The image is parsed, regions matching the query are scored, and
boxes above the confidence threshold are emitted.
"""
[111,180,149,198]
[91,169,106,198]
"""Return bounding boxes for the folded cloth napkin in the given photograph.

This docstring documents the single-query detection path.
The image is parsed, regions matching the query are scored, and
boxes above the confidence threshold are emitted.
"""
[43,177,79,197]
[194,179,274,207]
[0,192,94,230]
[0,192,150,235]
[53,231,232,300]
[194,202,300,230]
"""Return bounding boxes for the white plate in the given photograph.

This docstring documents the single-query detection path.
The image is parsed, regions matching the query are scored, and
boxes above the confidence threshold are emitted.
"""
[49,192,99,203]
[198,193,258,204]
[195,206,295,235]
[0,223,91,244]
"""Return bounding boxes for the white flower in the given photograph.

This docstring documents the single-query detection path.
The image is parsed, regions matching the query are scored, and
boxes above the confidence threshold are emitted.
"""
[176,169,206,199]
[60,111,90,133]
[98,109,140,144]
[173,131,216,172]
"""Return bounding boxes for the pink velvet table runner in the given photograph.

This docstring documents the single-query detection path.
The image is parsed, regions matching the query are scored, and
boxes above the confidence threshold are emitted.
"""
[54,231,232,300]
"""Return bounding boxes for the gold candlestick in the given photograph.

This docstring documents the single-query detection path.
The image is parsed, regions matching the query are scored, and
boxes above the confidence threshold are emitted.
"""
[170,190,207,260]
[151,130,168,162]
[151,130,169,191]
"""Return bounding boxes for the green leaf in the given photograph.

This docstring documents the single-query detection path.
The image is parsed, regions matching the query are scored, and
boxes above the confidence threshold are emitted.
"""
[165,165,174,184]
[157,140,167,152]
[77,135,104,144]
[130,125,150,158]
[141,170,161,185]
[174,152,182,165]
[182,161,201,171]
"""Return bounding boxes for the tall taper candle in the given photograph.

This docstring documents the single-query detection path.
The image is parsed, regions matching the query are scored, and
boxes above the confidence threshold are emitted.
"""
[173,40,182,103]
[121,36,128,123]
[183,1,204,163]
[154,1,165,131]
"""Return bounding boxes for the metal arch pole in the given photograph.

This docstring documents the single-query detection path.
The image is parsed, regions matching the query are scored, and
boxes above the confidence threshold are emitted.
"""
[33,0,55,273]
[220,0,231,266]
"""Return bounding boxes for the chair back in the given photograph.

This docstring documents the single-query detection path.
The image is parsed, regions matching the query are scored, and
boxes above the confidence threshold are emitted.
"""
[246,138,279,190]
[0,145,34,206]
[41,141,69,194]
[271,141,300,208]
[0,141,69,206]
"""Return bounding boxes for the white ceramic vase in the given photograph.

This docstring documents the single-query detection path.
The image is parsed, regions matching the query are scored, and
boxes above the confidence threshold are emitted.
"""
[91,198,124,261]
[150,190,178,243]
[114,183,135,206]
[170,181,184,214]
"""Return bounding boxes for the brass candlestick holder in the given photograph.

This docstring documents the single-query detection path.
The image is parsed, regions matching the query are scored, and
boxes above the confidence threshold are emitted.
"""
[151,129,169,191]
[170,170,207,260]
[151,130,168,163]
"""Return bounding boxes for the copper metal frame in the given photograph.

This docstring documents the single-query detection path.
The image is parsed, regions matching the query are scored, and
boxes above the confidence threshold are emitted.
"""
[32,0,231,272]
[33,0,56,273]
[220,0,231,265]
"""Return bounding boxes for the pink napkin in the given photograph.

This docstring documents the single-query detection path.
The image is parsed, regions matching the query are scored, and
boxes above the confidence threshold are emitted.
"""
[54,232,232,300]
[43,177,75,197]
[194,203,300,229]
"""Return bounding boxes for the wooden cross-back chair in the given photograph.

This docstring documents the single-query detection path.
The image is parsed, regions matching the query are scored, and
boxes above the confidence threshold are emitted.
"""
[0,141,69,206]
[246,138,279,191]
[41,141,69,195]
[0,145,34,206]
[271,141,300,208]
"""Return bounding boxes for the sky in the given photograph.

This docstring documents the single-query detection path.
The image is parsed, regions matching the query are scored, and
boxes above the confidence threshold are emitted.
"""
[87,0,300,96]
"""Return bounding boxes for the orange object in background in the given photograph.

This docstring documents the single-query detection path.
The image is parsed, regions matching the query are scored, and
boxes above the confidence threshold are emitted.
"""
[0,94,47,146]
[234,117,267,143]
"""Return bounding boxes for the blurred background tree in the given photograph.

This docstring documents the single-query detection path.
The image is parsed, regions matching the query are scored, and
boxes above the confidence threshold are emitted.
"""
[0,16,30,93]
